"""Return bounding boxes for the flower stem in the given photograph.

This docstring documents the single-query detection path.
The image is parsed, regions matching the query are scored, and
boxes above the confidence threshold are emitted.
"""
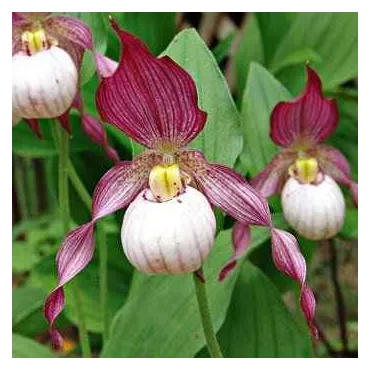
[67,159,110,344]
[193,269,223,358]
[327,238,349,352]
[24,157,38,217]
[52,123,92,358]
[13,156,29,221]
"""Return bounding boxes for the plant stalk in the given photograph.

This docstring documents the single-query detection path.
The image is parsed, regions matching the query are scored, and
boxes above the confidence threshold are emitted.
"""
[13,156,29,221]
[52,123,92,358]
[24,157,38,217]
[327,238,349,352]
[193,269,223,358]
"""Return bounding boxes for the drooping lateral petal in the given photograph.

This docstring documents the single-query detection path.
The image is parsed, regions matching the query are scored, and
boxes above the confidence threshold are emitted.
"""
[44,16,93,50]
[44,159,152,347]
[95,53,118,78]
[25,119,43,138]
[81,114,120,162]
[44,222,94,348]
[179,150,271,226]
[300,285,319,339]
[96,19,207,149]
[313,144,358,207]
[219,222,251,281]
[270,66,338,148]
[270,228,317,336]
[251,149,296,197]
[71,93,120,162]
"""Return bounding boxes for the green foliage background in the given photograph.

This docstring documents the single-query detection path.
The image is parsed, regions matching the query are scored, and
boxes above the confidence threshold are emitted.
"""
[12,12,358,358]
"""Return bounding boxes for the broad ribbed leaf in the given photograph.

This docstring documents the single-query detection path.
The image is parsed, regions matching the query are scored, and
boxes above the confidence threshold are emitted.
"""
[103,229,239,358]
[218,261,312,357]
[271,13,358,90]
[12,334,56,358]
[164,28,243,167]
[240,63,291,175]
[12,287,45,327]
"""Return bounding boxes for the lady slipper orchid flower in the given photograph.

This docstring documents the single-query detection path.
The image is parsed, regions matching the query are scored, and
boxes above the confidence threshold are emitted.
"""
[252,66,358,241]
[12,12,118,161]
[44,19,317,347]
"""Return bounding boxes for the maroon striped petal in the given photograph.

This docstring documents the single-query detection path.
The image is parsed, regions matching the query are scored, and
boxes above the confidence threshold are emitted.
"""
[180,150,271,227]
[251,149,296,197]
[44,222,94,348]
[219,222,251,281]
[271,229,317,336]
[95,53,118,78]
[270,66,338,148]
[313,144,358,207]
[96,18,206,150]
[45,15,93,50]
[25,119,43,139]
[300,285,319,339]
[44,160,149,348]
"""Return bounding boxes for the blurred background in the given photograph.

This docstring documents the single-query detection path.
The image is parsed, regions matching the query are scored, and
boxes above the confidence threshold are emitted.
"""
[12,12,358,358]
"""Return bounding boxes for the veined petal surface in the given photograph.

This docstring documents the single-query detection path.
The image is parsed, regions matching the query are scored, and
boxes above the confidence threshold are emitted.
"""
[96,19,206,149]
[44,159,152,347]
[313,144,358,207]
[271,229,317,337]
[270,66,338,148]
[180,150,271,226]
[251,149,296,197]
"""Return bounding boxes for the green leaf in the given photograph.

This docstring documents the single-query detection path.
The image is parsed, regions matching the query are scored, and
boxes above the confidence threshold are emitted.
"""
[164,28,242,167]
[111,12,176,55]
[239,62,291,175]
[218,261,312,357]
[12,287,45,328]
[102,229,240,358]
[13,215,63,273]
[234,14,264,98]
[270,48,322,74]
[255,13,297,65]
[212,30,236,64]
[12,242,41,273]
[271,13,358,90]
[340,208,358,239]
[12,334,56,358]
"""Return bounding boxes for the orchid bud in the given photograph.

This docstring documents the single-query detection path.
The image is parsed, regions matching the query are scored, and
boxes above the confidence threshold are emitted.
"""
[12,28,78,119]
[282,175,345,240]
[121,186,216,274]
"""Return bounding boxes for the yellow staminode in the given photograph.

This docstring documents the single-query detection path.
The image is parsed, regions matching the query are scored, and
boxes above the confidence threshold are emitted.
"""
[21,28,48,55]
[149,164,183,202]
[294,157,319,184]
